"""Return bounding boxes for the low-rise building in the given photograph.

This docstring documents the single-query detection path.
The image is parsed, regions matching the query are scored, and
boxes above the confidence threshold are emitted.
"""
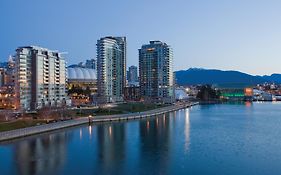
[124,86,140,101]
[214,84,253,101]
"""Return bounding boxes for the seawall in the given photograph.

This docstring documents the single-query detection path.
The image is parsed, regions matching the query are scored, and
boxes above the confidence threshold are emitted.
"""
[0,102,198,142]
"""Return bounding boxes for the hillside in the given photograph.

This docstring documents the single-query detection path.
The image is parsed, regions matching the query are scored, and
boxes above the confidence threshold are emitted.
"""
[175,68,281,86]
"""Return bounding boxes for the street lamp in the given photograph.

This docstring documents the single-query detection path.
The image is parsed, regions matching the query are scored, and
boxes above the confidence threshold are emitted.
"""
[88,115,92,124]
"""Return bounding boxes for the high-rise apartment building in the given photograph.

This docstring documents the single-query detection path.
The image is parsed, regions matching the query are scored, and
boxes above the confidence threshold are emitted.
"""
[139,41,174,103]
[127,65,138,83]
[97,36,126,103]
[15,46,69,111]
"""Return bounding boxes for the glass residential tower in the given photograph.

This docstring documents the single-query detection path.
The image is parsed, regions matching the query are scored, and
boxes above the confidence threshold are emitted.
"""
[97,36,126,103]
[139,41,174,103]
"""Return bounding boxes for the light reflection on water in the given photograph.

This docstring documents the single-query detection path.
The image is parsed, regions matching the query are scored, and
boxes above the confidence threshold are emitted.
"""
[1,102,281,175]
[184,108,190,153]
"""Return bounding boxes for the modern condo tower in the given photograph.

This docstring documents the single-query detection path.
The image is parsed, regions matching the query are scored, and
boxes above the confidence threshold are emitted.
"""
[127,65,138,84]
[97,36,126,103]
[15,46,68,111]
[139,41,174,103]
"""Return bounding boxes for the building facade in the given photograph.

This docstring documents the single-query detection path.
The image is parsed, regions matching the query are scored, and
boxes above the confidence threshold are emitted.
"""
[0,56,16,109]
[127,65,138,85]
[5,56,16,87]
[85,59,97,69]
[0,68,4,87]
[124,86,140,101]
[97,36,126,103]
[15,46,69,111]
[139,41,174,103]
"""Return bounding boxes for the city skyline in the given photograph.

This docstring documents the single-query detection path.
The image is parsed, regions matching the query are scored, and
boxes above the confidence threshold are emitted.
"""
[1,0,281,75]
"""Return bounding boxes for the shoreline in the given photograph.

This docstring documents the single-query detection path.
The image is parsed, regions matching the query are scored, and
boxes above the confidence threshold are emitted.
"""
[0,102,199,142]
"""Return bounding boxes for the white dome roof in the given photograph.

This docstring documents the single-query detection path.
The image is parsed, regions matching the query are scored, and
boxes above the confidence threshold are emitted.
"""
[67,67,97,82]
[175,89,188,100]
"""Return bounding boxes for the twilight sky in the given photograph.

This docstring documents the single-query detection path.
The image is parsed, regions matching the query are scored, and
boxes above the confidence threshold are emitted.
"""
[1,0,281,75]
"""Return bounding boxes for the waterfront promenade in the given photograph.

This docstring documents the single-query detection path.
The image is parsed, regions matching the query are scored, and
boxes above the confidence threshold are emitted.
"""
[0,102,198,142]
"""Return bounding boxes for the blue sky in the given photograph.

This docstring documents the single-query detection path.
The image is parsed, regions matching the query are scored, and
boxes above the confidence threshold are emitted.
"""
[1,0,281,75]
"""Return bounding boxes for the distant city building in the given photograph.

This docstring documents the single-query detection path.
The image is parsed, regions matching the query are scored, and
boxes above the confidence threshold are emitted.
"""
[127,65,138,84]
[15,46,69,111]
[0,68,4,87]
[139,41,175,103]
[175,87,189,101]
[0,86,15,109]
[85,59,97,69]
[0,56,16,109]
[97,36,127,103]
[214,84,253,101]
[68,58,97,70]
[0,56,16,88]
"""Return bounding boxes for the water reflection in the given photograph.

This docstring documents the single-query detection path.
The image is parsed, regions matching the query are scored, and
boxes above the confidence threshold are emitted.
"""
[245,101,252,107]
[13,132,71,175]
[184,108,190,153]
[79,128,82,140]
[88,125,92,138]
[138,115,171,175]
[3,103,281,175]
[93,123,126,174]
[1,111,189,175]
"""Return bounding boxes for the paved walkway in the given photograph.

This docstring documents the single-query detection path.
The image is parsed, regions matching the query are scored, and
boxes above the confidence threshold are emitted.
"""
[0,102,198,142]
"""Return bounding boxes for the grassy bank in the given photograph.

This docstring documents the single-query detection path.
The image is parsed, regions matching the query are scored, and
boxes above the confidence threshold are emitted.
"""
[74,102,169,117]
[0,119,46,132]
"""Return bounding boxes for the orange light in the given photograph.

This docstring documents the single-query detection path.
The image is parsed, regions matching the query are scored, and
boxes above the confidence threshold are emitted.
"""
[244,88,253,96]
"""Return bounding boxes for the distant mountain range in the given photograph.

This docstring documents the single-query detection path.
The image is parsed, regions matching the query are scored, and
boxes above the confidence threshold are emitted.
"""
[175,68,281,86]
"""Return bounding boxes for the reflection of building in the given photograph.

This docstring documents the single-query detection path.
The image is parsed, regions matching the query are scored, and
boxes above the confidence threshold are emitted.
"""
[67,67,97,105]
[15,46,69,111]
[14,132,70,175]
[94,123,126,174]
[139,41,174,103]
[97,36,126,103]
[138,116,171,174]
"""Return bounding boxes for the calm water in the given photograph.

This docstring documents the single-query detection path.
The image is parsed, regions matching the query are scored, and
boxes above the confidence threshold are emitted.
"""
[1,102,281,175]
